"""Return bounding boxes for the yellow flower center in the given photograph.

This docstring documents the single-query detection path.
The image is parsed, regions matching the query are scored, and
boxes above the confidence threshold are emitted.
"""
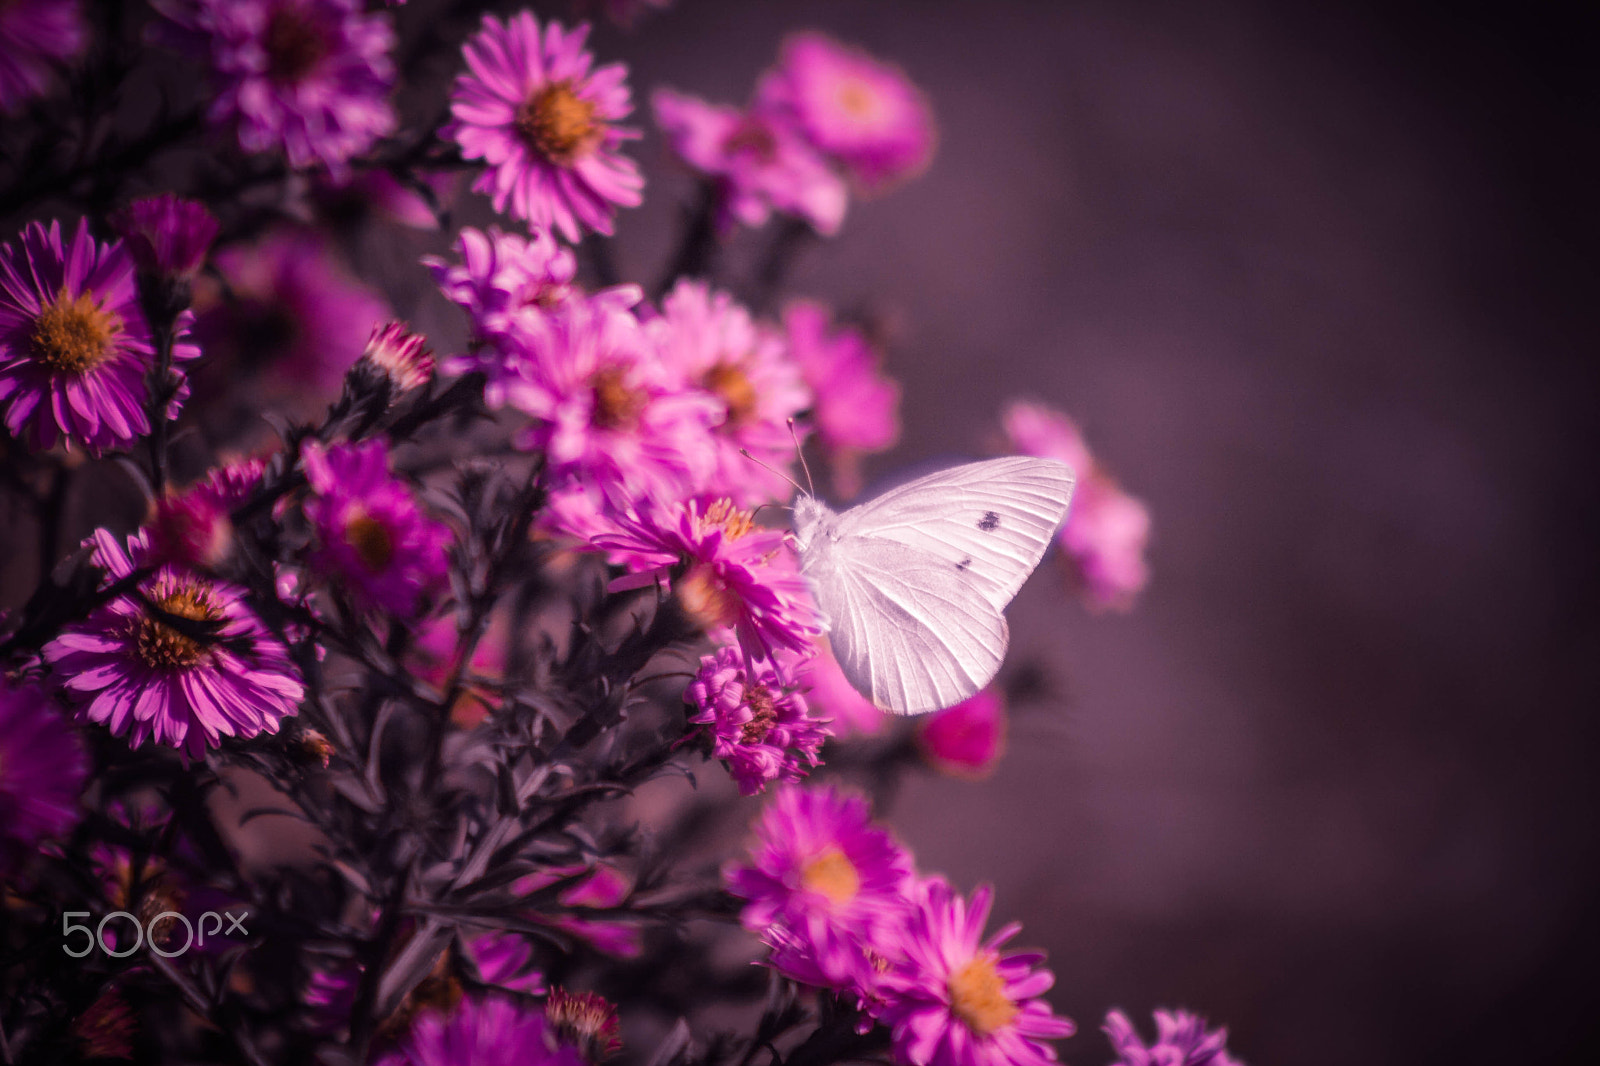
[343,509,395,572]
[136,583,221,670]
[29,289,120,374]
[263,6,329,84]
[704,362,760,428]
[947,955,1018,1037]
[799,846,860,906]
[694,498,754,540]
[516,81,600,165]
[588,366,646,431]
[676,561,738,630]
[738,684,778,744]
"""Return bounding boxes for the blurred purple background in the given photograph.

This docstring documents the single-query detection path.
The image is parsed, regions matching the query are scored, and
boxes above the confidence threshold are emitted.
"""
[582,2,1597,1063]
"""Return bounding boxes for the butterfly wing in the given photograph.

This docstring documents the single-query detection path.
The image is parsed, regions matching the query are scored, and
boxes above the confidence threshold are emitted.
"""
[831,457,1075,610]
[809,535,1009,715]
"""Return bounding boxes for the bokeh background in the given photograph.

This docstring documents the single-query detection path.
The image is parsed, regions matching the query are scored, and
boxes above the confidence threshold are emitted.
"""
[579,2,1596,1064]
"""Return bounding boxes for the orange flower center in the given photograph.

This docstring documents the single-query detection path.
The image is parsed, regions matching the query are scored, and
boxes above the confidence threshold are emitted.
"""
[704,362,760,428]
[343,508,395,572]
[263,6,329,84]
[676,561,738,629]
[739,684,778,744]
[136,583,221,669]
[516,81,600,165]
[800,846,860,906]
[947,954,1018,1036]
[588,366,647,431]
[29,289,120,374]
[836,76,883,121]
[694,498,754,540]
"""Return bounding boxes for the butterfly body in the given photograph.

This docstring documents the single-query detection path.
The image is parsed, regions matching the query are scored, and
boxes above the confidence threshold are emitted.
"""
[793,456,1075,715]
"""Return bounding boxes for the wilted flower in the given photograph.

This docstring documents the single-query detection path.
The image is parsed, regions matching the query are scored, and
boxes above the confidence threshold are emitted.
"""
[110,193,220,281]
[879,879,1074,1066]
[651,279,812,505]
[1103,1009,1243,1066]
[545,988,622,1064]
[301,439,453,617]
[0,678,86,873]
[44,529,305,761]
[0,0,86,112]
[445,11,643,241]
[652,88,846,235]
[1002,400,1150,610]
[155,0,397,172]
[0,218,199,454]
[687,645,829,795]
[782,299,899,497]
[757,32,935,192]
[918,688,1006,779]
[352,321,434,395]
[595,497,822,662]
[726,785,914,989]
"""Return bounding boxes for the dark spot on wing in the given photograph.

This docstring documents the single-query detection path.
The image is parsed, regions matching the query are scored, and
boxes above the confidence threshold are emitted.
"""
[956,557,972,571]
[978,511,1000,532]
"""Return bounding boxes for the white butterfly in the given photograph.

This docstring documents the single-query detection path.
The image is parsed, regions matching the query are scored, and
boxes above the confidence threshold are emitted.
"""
[792,456,1075,715]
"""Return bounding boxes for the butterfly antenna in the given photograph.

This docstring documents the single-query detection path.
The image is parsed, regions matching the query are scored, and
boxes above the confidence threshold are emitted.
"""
[787,418,816,496]
[738,448,806,503]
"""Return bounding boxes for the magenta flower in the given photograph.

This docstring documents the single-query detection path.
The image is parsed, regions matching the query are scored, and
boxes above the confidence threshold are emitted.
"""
[757,32,935,192]
[687,645,830,796]
[110,193,220,280]
[155,0,397,172]
[651,280,812,505]
[445,11,643,241]
[353,321,434,394]
[1103,1010,1242,1066]
[301,439,453,617]
[1002,400,1150,610]
[0,678,86,874]
[594,498,822,662]
[0,218,200,454]
[917,688,1007,780]
[782,299,899,497]
[43,529,305,761]
[199,230,390,400]
[377,997,584,1066]
[148,456,269,570]
[545,988,622,1065]
[879,879,1075,1066]
[0,0,86,112]
[652,88,847,236]
[508,295,714,502]
[726,785,914,989]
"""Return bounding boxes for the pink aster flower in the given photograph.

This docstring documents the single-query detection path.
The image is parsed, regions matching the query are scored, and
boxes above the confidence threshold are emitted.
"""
[651,280,812,505]
[43,529,305,761]
[783,299,899,498]
[197,230,389,402]
[917,688,1006,780]
[1002,400,1150,610]
[756,32,935,193]
[594,497,822,663]
[301,439,453,617]
[446,11,642,240]
[687,645,830,796]
[0,678,86,874]
[652,88,847,236]
[147,455,269,570]
[726,785,915,990]
[0,0,86,112]
[110,193,220,280]
[1104,1009,1243,1066]
[0,218,200,455]
[879,879,1075,1066]
[377,997,584,1066]
[509,294,714,501]
[155,0,397,172]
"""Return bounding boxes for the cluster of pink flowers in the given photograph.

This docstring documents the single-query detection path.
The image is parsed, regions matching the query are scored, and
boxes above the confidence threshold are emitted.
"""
[654,31,935,236]
[728,785,1075,1066]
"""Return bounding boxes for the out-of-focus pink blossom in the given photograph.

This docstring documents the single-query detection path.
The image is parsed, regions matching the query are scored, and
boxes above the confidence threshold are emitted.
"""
[918,688,1006,780]
[783,299,899,498]
[757,32,935,193]
[147,456,268,571]
[444,11,643,241]
[1103,1009,1243,1066]
[652,88,847,236]
[792,638,885,737]
[110,194,220,280]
